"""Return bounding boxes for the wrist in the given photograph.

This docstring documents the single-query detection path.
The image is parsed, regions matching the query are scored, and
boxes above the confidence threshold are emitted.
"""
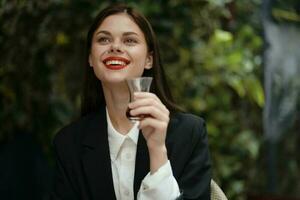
[148,144,167,155]
[148,145,168,174]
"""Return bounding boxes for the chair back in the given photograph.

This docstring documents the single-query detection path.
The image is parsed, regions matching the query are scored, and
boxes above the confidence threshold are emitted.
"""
[211,179,228,200]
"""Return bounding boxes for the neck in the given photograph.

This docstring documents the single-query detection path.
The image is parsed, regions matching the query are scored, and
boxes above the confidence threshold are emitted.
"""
[102,82,133,134]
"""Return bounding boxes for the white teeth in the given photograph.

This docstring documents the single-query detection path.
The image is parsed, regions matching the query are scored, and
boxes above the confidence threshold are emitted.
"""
[106,60,126,66]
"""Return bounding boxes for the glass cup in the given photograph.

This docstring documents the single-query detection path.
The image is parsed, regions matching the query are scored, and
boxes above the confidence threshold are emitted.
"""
[126,77,153,121]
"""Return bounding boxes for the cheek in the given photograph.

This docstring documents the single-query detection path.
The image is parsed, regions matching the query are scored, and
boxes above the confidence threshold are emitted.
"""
[90,51,105,67]
[91,44,107,58]
[131,48,148,62]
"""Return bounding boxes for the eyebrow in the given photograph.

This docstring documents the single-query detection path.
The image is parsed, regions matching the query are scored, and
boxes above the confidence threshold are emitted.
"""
[95,30,139,37]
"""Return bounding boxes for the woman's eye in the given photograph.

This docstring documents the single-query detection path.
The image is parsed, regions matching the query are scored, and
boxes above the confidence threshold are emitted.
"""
[124,38,138,45]
[98,37,111,44]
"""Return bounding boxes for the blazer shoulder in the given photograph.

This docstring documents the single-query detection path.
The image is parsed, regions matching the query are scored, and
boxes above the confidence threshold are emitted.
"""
[168,112,207,140]
[171,112,205,129]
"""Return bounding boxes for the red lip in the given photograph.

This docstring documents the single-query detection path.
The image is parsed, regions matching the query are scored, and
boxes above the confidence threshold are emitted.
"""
[103,56,130,70]
[103,56,130,63]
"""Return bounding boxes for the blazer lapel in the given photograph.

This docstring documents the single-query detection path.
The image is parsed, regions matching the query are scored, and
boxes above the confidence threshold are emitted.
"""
[81,107,116,200]
[133,132,150,199]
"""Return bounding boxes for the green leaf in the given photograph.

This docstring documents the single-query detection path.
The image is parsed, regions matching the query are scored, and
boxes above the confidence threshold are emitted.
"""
[56,32,69,45]
[214,29,233,43]
[245,77,265,107]
[227,75,246,97]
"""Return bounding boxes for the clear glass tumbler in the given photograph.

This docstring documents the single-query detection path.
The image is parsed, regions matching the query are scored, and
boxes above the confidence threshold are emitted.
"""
[126,77,153,121]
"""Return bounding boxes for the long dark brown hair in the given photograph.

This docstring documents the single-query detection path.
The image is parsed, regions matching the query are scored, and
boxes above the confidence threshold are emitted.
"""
[81,3,181,116]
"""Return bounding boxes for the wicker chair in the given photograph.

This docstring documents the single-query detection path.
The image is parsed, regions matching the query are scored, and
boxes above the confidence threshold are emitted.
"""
[211,179,228,200]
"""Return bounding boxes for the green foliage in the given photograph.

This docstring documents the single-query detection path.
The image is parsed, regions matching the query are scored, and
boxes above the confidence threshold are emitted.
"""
[140,1,264,199]
[0,0,265,198]
[272,0,300,24]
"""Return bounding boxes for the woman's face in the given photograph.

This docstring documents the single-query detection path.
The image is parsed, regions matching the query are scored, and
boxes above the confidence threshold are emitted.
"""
[89,13,153,85]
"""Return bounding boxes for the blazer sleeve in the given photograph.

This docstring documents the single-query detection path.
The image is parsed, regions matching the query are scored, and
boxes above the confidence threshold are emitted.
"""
[177,118,211,200]
[50,133,79,200]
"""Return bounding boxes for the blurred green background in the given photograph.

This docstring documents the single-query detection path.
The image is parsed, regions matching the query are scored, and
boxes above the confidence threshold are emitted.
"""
[0,0,299,199]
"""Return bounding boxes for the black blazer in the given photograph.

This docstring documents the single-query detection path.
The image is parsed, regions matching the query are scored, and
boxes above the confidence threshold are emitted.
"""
[51,106,211,200]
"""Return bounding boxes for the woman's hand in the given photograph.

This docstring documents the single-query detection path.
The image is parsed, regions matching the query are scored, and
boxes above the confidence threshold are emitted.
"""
[128,92,169,172]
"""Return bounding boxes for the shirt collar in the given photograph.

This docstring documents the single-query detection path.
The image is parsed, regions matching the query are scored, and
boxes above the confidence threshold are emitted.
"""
[106,108,139,160]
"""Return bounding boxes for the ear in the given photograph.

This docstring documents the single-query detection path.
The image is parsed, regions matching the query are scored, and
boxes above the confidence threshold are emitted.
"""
[144,53,153,69]
[88,54,93,67]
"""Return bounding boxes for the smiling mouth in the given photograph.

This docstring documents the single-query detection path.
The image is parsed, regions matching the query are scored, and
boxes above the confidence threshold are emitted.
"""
[103,57,130,70]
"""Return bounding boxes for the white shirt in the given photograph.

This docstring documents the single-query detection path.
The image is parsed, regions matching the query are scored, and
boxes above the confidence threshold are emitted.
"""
[106,109,180,200]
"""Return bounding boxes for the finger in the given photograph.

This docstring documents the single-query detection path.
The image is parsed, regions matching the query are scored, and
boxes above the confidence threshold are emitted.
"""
[130,92,169,114]
[131,105,169,122]
[129,97,168,114]
[139,117,168,134]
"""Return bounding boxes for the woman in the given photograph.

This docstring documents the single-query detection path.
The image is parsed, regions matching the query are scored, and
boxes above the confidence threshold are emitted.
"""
[51,3,211,200]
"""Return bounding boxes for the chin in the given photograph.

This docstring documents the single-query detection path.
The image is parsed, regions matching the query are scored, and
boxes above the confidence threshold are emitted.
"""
[101,75,128,84]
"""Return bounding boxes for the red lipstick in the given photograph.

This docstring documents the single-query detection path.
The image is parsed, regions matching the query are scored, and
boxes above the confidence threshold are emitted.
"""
[103,56,130,70]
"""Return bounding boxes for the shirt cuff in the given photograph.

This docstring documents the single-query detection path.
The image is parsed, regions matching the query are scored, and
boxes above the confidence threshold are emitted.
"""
[142,160,171,190]
[138,160,180,200]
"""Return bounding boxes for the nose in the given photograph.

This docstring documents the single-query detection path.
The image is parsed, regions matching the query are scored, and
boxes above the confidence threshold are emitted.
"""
[108,40,123,53]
